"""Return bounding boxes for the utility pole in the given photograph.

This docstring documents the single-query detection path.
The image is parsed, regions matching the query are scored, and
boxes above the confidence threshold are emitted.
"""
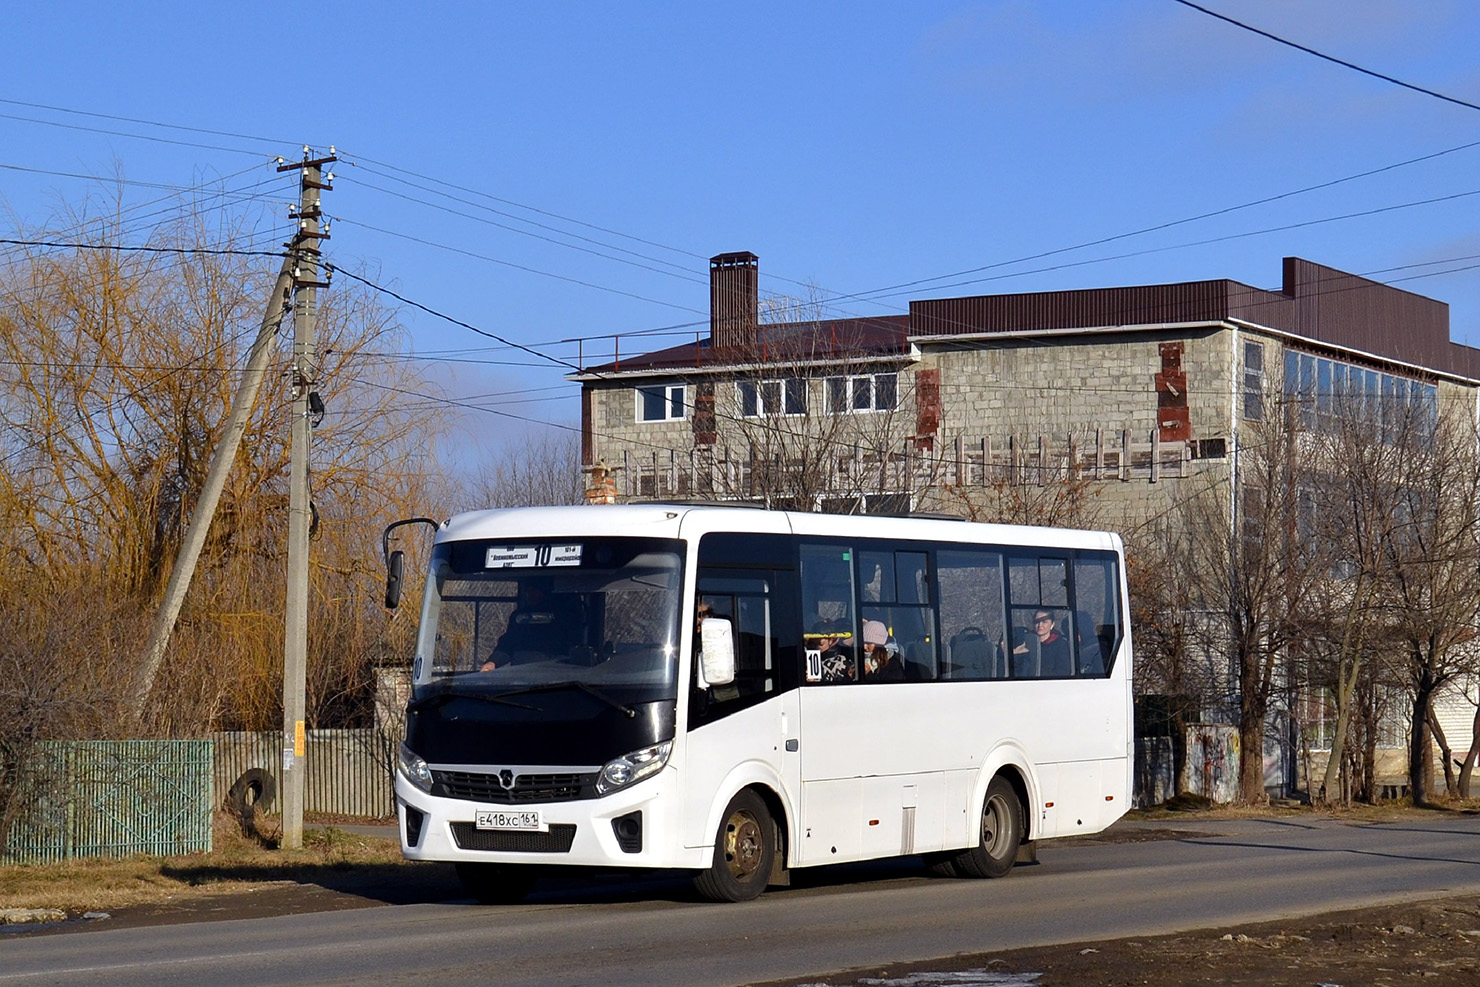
[278,147,335,850]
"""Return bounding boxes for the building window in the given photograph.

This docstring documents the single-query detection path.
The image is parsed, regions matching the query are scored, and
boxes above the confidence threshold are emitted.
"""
[738,378,806,418]
[1283,350,1435,440]
[636,384,685,422]
[825,372,898,414]
[1242,341,1264,421]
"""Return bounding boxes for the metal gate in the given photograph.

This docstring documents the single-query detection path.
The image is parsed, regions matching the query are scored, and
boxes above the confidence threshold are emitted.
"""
[2,740,213,864]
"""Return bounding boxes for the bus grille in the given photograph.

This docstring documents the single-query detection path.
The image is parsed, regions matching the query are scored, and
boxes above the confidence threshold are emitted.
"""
[450,823,577,853]
[434,770,595,803]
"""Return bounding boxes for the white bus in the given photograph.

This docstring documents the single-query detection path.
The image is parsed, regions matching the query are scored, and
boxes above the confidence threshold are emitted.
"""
[384,504,1131,903]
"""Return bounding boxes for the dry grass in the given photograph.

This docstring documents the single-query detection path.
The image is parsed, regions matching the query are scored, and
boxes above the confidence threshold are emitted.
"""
[1127,794,1480,823]
[0,813,409,913]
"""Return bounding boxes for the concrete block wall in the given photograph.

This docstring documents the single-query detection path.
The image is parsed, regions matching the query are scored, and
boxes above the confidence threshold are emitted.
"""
[928,328,1235,446]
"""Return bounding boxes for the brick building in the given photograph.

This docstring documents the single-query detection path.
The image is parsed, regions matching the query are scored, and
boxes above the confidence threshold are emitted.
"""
[572,252,1480,798]
[575,252,1478,523]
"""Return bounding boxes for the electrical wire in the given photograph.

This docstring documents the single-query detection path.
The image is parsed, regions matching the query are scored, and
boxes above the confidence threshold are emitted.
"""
[343,166,704,281]
[0,236,284,259]
[838,137,1480,304]
[337,150,705,262]
[1170,0,1480,114]
[325,220,708,317]
[0,96,306,148]
[857,187,1480,304]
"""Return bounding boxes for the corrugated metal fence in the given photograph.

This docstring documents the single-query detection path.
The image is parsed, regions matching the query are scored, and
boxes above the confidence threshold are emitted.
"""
[213,729,394,820]
[3,740,213,864]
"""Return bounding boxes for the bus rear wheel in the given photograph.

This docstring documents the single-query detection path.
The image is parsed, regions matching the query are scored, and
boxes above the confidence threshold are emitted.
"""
[694,790,774,902]
[455,862,538,904]
[951,775,1022,879]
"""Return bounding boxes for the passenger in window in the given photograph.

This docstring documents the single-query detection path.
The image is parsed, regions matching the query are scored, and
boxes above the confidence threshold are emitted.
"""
[1015,610,1071,677]
[861,620,904,681]
[810,622,855,683]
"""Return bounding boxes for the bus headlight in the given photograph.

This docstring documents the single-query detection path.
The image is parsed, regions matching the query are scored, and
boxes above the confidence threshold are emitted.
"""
[397,743,434,793]
[597,741,672,795]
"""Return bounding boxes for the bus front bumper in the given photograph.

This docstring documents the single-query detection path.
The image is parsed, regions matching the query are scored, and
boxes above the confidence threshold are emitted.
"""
[394,767,704,870]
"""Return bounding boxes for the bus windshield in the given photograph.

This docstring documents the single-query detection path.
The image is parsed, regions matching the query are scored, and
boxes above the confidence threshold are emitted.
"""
[412,536,683,702]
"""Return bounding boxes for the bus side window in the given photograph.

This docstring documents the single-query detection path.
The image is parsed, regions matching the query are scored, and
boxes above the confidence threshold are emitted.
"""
[1007,554,1074,678]
[800,543,858,684]
[858,550,894,604]
[696,578,775,703]
[1072,553,1122,676]
[937,549,1006,680]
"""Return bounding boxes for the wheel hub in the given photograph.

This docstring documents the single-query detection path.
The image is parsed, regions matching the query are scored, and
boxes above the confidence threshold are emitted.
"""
[725,812,763,877]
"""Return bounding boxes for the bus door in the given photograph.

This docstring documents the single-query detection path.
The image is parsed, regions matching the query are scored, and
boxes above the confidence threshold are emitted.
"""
[795,542,948,866]
[682,565,801,854]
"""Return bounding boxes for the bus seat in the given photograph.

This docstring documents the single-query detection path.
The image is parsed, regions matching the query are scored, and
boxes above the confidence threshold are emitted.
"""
[1008,627,1036,678]
[1075,610,1105,675]
[949,626,993,679]
[903,640,936,680]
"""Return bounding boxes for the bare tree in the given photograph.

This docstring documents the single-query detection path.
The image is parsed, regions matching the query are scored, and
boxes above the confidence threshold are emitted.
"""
[1298,391,1412,804]
[688,307,927,512]
[1379,399,1480,806]
[1126,513,1227,797]
[0,197,448,737]
[1176,407,1331,803]
[467,429,583,509]
[935,469,1103,529]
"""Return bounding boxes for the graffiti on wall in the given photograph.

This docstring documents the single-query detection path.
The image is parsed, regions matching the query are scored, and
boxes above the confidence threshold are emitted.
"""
[1184,724,1240,803]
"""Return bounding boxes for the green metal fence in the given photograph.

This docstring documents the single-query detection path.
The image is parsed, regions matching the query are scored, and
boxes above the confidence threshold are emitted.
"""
[213,729,395,819]
[2,740,213,864]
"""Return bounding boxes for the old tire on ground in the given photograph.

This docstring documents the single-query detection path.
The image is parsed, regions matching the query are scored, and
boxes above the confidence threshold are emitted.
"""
[951,774,1023,879]
[693,789,775,902]
[227,768,277,815]
[455,862,539,904]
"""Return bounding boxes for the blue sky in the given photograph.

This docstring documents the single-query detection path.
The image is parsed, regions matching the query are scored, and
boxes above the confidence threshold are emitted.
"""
[4,1,1479,459]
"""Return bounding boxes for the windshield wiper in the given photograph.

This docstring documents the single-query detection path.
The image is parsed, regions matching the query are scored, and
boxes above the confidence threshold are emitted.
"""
[492,681,637,718]
[407,688,539,713]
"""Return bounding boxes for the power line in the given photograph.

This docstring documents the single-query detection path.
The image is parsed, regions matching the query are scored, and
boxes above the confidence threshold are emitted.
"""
[0,96,304,148]
[326,219,708,316]
[0,235,284,259]
[0,110,280,158]
[839,137,1480,304]
[343,166,704,282]
[860,187,1480,303]
[1170,0,1480,114]
[337,150,706,262]
[325,265,585,373]
[0,164,292,259]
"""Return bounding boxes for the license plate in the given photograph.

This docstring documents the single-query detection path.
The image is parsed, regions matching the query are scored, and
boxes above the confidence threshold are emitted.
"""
[474,808,546,832]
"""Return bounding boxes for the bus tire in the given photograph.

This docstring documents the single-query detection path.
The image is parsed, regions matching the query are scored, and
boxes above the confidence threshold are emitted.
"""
[455,862,538,904]
[693,789,774,903]
[952,775,1022,879]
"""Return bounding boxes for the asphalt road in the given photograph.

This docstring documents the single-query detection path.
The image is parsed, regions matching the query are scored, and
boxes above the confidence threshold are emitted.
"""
[5,815,1480,987]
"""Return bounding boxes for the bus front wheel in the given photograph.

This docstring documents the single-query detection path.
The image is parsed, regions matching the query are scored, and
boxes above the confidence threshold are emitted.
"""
[952,775,1022,879]
[694,790,774,902]
[455,862,538,904]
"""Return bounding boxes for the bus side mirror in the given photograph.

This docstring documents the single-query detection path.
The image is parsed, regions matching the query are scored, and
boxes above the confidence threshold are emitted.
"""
[699,617,735,687]
[385,550,405,610]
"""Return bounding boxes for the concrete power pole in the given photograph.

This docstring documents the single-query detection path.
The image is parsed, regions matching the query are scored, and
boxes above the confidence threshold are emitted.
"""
[278,147,335,850]
[132,253,294,713]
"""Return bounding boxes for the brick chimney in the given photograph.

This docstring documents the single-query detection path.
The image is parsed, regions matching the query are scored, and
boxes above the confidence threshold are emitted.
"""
[710,251,758,351]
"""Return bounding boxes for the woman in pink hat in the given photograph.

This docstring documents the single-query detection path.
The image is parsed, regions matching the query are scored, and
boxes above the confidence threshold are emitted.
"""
[861,619,904,681]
